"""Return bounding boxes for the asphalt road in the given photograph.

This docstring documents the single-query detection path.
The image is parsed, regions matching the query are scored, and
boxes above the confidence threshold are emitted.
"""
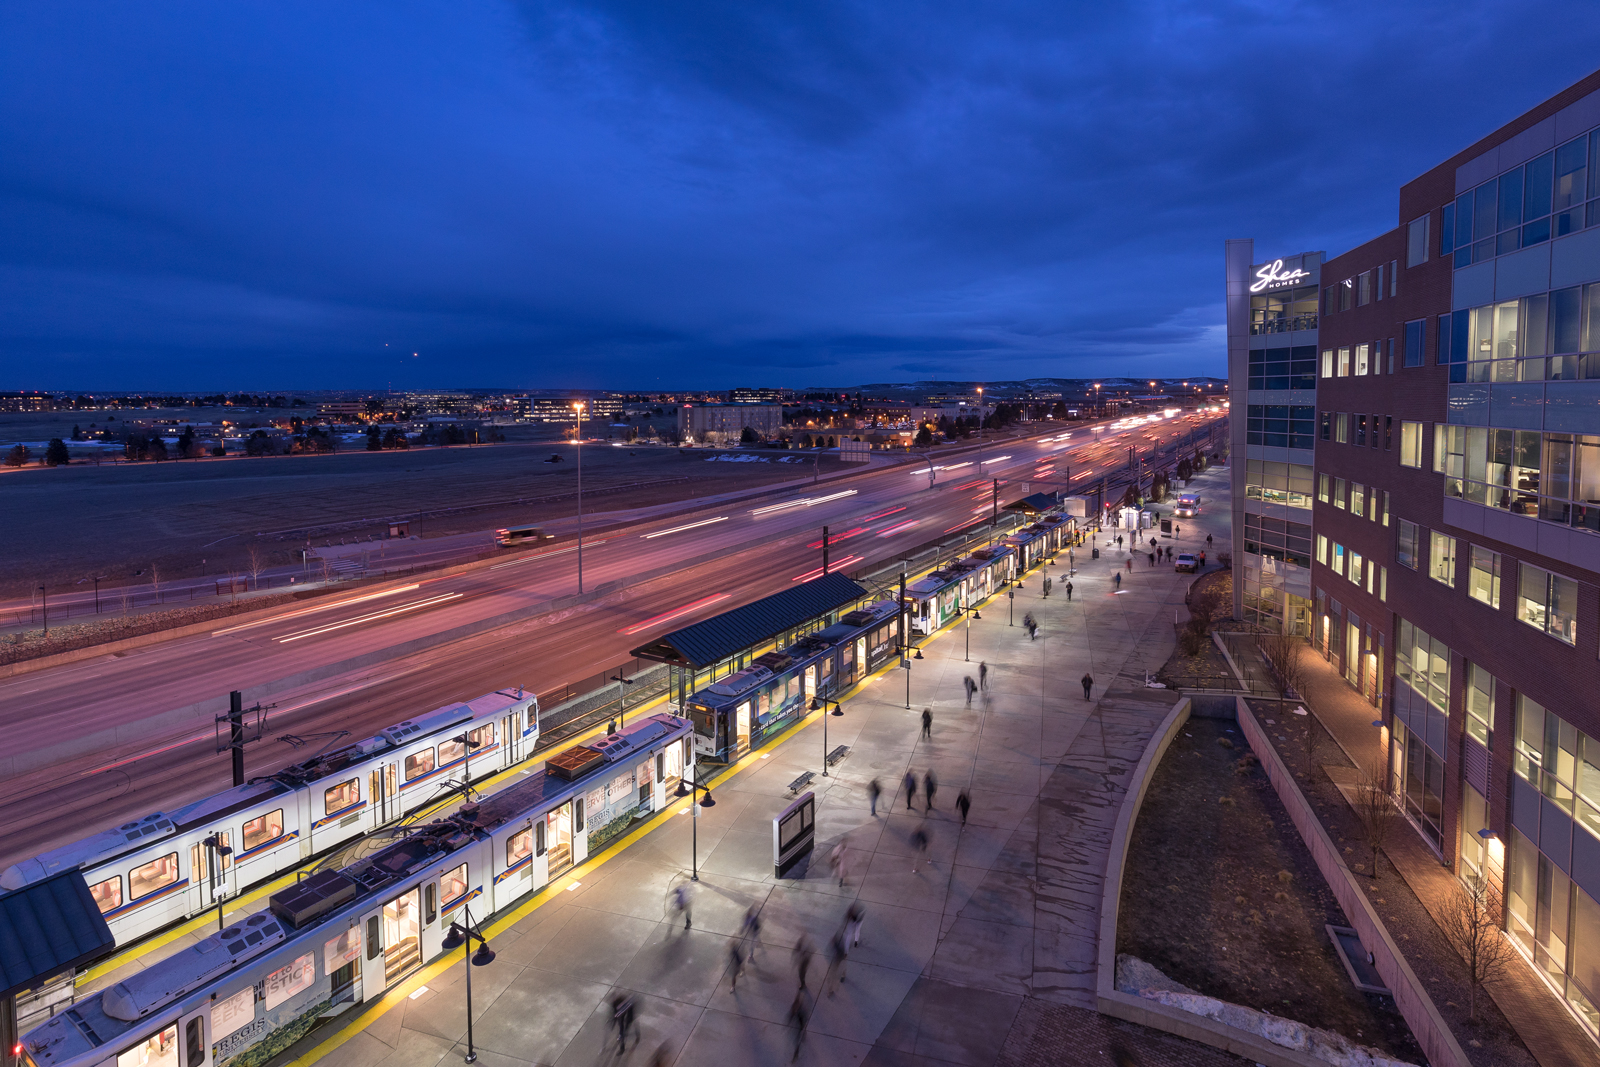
[0,414,1224,867]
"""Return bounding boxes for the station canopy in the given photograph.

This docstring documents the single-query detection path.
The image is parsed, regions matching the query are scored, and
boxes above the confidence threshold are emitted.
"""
[1004,492,1060,514]
[0,870,116,1000]
[631,572,869,669]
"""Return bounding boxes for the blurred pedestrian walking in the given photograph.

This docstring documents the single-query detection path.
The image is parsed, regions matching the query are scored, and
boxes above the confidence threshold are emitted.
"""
[911,827,930,872]
[1065,580,1073,601]
[826,928,849,996]
[868,777,882,816]
[923,770,938,811]
[793,934,815,991]
[963,676,975,706]
[728,939,745,991]
[956,789,970,825]
[846,901,865,947]
[978,661,988,690]
[830,841,850,887]
[742,903,762,959]
[672,883,692,930]
[1113,571,1121,589]
[1081,673,1093,700]
[903,770,918,811]
[788,991,809,1061]
[1147,551,1155,568]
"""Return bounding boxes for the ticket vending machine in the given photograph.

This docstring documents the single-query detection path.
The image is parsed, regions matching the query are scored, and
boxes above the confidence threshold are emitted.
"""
[773,791,815,878]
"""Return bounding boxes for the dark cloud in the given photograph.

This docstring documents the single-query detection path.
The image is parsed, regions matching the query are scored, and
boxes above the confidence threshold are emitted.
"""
[1,1,1597,390]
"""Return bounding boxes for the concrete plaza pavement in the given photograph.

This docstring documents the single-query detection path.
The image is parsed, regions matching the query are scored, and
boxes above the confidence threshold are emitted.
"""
[302,468,1246,1067]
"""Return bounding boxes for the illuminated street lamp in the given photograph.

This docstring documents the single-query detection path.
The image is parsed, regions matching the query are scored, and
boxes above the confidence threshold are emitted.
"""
[674,769,716,881]
[809,696,844,776]
[574,402,585,594]
[439,904,496,1063]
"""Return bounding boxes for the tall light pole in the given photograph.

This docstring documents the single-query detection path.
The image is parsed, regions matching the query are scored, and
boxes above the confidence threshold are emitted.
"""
[38,585,47,636]
[202,834,232,931]
[439,904,496,1063]
[674,769,716,881]
[809,697,844,776]
[975,385,984,470]
[573,402,585,594]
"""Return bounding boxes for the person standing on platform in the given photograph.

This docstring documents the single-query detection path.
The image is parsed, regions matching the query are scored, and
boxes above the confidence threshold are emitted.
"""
[956,789,971,825]
[921,707,933,740]
[903,770,919,811]
[924,770,938,811]
[979,661,988,690]
[963,676,975,706]
[1081,673,1094,700]
[1066,580,1073,601]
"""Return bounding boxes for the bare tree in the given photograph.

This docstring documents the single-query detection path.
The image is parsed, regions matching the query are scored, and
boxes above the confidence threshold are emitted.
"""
[246,544,267,591]
[1259,632,1307,714]
[1353,763,1395,881]
[149,564,163,605]
[1437,873,1517,1022]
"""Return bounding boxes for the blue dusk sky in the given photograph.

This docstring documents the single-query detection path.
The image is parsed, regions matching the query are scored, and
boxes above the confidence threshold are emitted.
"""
[2,2,1598,392]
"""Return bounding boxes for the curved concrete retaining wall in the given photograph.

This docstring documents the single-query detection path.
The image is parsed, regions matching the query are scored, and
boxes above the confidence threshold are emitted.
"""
[1235,697,1470,1067]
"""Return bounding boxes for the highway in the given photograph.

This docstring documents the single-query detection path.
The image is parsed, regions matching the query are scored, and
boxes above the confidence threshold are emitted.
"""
[0,413,1224,867]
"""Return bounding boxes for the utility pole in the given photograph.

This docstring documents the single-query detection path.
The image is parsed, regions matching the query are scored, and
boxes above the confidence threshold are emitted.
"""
[822,525,829,576]
[991,478,998,526]
[575,402,585,594]
[899,571,910,710]
[228,690,246,787]
[38,585,47,637]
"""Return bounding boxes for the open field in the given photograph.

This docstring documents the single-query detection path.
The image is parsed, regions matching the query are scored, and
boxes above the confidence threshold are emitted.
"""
[0,437,850,597]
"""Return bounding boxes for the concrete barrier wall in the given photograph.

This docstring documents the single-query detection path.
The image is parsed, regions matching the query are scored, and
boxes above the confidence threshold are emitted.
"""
[1235,697,1471,1067]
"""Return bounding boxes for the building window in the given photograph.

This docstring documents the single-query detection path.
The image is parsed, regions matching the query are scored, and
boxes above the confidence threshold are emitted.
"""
[1389,259,1398,296]
[1396,617,1450,712]
[1397,519,1419,569]
[1349,549,1364,586]
[1332,542,1345,577]
[1404,320,1425,367]
[1517,562,1578,644]
[1245,459,1313,508]
[1247,346,1316,390]
[1384,415,1392,451]
[1407,214,1430,267]
[1512,695,1600,842]
[1245,404,1314,449]
[1340,279,1353,311]
[1333,478,1346,509]
[1316,534,1328,565]
[1355,343,1370,376]
[1338,347,1351,376]
[1468,546,1501,608]
[1465,663,1495,746]
[1358,271,1372,306]
[1379,566,1388,601]
[1324,286,1338,316]
[1317,472,1329,503]
[1320,411,1331,441]
[1335,413,1349,444]
[1399,421,1423,467]
[1321,349,1333,378]
[1381,490,1390,526]
[1376,263,1386,300]
[1429,532,1457,586]
[1351,483,1366,517]
[1356,414,1368,447]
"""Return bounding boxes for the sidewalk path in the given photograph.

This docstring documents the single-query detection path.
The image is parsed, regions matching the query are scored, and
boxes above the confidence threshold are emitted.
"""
[309,470,1249,1067]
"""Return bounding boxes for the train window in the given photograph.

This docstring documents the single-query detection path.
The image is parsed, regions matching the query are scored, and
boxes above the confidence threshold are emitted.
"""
[469,723,495,749]
[424,884,436,925]
[89,876,122,914]
[242,810,284,852]
[324,779,360,815]
[117,1023,177,1067]
[404,748,436,781]
[535,819,547,855]
[438,738,465,765]
[820,657,833,680]
[441,863,468,908]
[508,829,532,866]
[129,853,179,900]
[574,797,585,833]
[367,915,381,959]
[184,1017,204,1067]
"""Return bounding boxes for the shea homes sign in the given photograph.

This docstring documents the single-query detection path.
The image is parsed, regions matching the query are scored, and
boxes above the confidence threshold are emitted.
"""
[1250,258,1311,293]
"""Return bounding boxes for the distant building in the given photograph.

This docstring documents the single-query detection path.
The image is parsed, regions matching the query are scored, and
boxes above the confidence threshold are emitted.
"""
[514,397,627,422]
[679,403,784,441]
[0,391,55,412]
[729,387,791,403]
[318,401,367,418]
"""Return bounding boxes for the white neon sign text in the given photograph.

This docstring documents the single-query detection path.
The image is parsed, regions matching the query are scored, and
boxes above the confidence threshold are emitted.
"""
[1250,259,1310,293]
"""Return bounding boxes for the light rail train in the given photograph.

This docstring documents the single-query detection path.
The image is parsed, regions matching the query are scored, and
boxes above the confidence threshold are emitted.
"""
[1,689,539,949]
[17,714,693,1067]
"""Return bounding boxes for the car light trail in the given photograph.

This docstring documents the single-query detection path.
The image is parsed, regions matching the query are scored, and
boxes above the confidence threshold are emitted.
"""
[791,555,864,582]
[212,584,421,636]
[750,489,857,515]
[944,516,985,534]
[953,478,987,490]
[933,462,972,472]
[617,593,732,635]
[877,519,920,537]
[274,593,464,643]
[489,540,609,570]
[862,506,906,521]
[641,516,728,539]
[806,526,866,548]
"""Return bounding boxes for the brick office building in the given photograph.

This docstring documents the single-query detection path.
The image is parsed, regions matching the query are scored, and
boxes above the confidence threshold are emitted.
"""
[1304,69,1600,1042]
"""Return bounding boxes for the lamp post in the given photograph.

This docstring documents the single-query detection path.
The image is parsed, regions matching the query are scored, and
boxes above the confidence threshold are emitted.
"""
[608,674,635,730]
[38,585,47,636]
[808,696,844,776]
[202,834,233,931]
[574,402,585,594]
[674,768,716,881]
[975,386,984,469]
[439,903,496,1064]
[451,730,483,787]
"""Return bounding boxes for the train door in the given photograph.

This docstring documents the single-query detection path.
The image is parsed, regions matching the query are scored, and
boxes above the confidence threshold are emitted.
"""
[802,665,816,702]
[188,831,235,916]
[546,804,574,876]
[369,762,399,825]
[854,638,866,679]
[178,1005,210,1067]
[381,888,423,984]
[735,701,751,755]
[653,752,668,811]
[360,905,386,999]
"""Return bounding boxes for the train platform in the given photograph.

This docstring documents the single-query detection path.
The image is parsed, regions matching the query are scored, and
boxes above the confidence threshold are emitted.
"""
[291,469,1247,1067]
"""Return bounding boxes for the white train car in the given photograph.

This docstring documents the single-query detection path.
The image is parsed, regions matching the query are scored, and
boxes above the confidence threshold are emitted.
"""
[0,689,538,948]
[17,714,693,1067]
